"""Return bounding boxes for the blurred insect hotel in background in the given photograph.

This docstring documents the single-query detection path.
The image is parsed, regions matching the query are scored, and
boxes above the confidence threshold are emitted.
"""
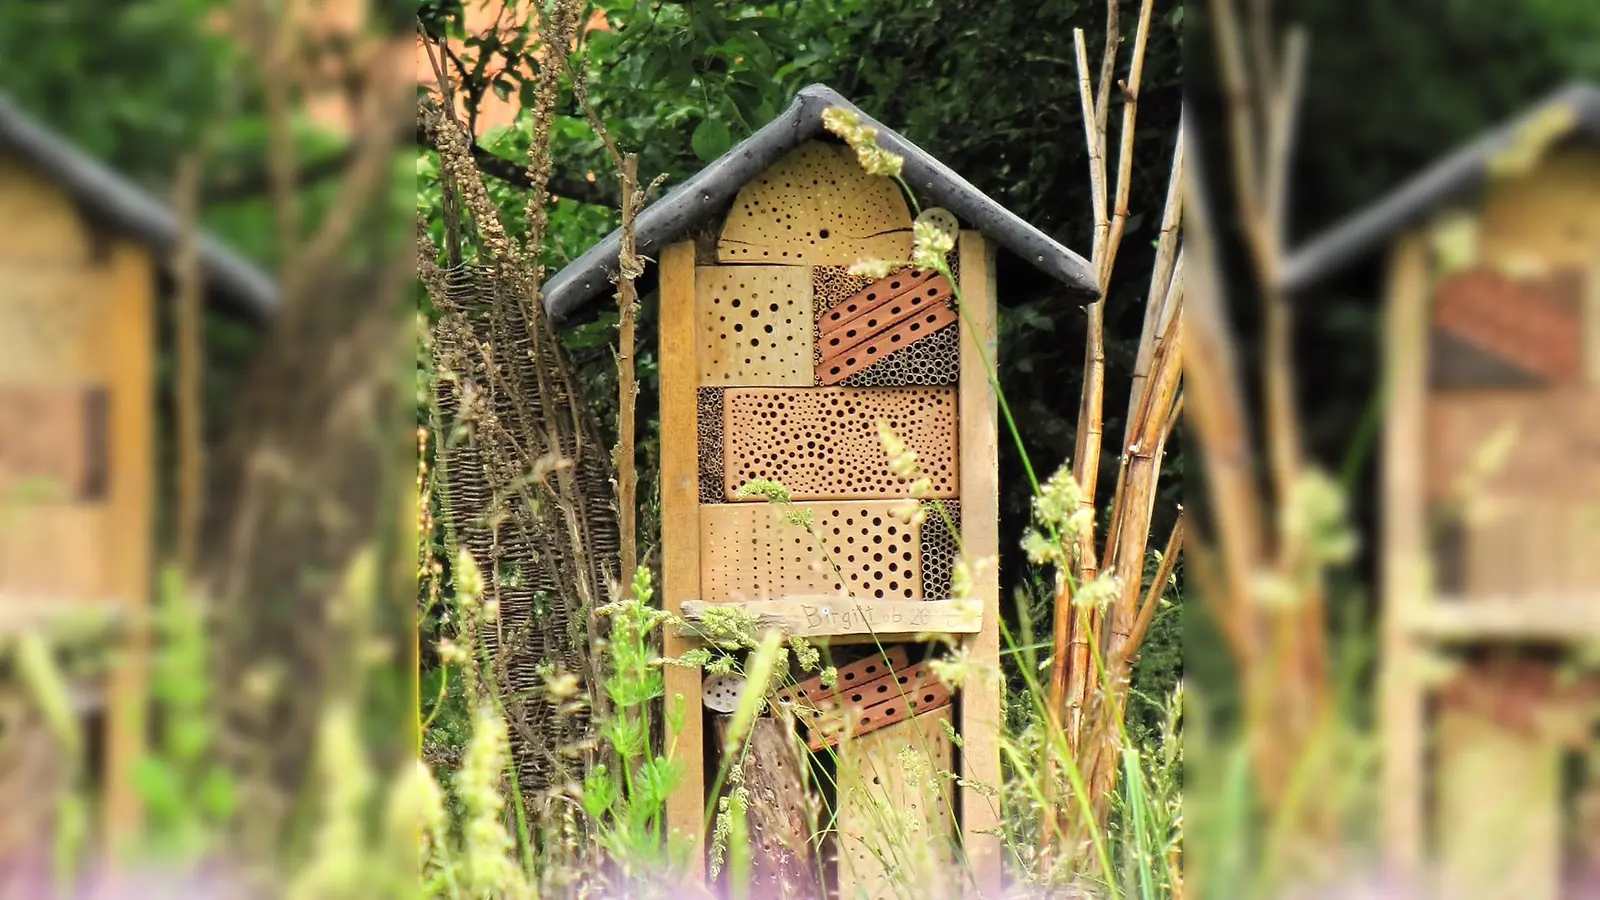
[0,94,274,857]
[441,83,1101,898]
[1282,81,1600,900]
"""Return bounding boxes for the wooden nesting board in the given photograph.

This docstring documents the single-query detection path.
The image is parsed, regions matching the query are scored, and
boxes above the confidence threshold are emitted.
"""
[721,386,958,500]
[0,385,102,504]
[700,500,923,602]
[1424,391,1600,501]
[695,265,813,386]
[1434,706,1563,900]
[716,141,913,267]
[834,707,956,900]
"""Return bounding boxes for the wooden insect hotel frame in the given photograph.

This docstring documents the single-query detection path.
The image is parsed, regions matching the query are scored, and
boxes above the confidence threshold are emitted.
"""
[0,95,275,855]
[541,84,1097,898]
[1282,81,1600,899]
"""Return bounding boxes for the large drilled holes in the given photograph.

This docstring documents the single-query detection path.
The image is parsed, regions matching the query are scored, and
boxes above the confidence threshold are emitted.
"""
[695,266,812,386]
[722,387,958,500]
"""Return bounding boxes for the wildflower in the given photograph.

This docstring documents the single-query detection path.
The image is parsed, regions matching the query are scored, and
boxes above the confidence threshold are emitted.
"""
[455,548,484,607]
[1282,467,1359,572]
[437,638,469,666]
[544,669,581,701]
[929,647,974,690]
[821,106,904,177]
[789,636,821,674]
[848,258,903,279]
[877,422,921,478]
[911,217,956,271]
[1033,464,1087,533]
[819,666,839,690]
[1072,571,1122,609]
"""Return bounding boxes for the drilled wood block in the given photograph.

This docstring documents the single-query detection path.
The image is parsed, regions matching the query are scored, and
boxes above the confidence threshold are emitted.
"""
[717,141,913,266]
[722,387,958,500]
[699,501,923,603]
[834,707,955,900]
[0,505,107,600]
[1432,268,1584,384]
[0,385,103,503]
[0,266,113,382]
[695,265,814,386]
[1454,496,1600,596]
[1424,390,1600,501]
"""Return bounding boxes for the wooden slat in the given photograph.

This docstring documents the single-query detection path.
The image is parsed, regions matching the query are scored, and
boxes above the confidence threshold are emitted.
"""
[1406,595,1600,640]
[955,232,1002,897]
[694,265,813,386]
[678,598,980,640]
[659,241,707,878]
[834,707,956,900]
[1381,233,1431,873]
[102,239,153,844]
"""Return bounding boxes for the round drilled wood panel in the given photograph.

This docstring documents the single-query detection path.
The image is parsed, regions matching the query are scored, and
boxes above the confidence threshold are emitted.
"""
[699,501,924,603]
[721,387,958,500]
[716,141,913,266]
[695,265,813,386]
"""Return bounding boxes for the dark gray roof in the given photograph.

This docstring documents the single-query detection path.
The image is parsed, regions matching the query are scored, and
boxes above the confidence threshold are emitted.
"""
[0,92,278,321]
[543,83,1099,323]
[1280,80,1600,293]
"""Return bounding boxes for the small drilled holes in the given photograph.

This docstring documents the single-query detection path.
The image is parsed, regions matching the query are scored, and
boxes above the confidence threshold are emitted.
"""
[700,501,925,603]
[716,142,913,265]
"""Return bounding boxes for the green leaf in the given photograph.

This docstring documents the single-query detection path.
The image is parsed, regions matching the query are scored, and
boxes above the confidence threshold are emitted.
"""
[691,117,733,162]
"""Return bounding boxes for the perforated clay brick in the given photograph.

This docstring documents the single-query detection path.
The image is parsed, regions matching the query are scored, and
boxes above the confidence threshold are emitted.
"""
[700,501,925,603]
[722,386,958,500]
[696,266,812,385]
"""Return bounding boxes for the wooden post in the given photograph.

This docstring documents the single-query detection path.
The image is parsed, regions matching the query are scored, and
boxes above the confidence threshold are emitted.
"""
[103,238,154,844]
[1380,231,1431,875]
[659,240,707,878]
[956,232,1003,897]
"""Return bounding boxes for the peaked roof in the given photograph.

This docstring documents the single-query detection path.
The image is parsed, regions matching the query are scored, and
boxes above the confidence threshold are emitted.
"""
[1280,80,1600,294]
[542,83,1099,322]
[0,92,278,321]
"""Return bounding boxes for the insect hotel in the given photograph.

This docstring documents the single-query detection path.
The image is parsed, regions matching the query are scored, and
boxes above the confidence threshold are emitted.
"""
[542,84,1098,897]
[0,94,275,855]
[1281,81,1600,899]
